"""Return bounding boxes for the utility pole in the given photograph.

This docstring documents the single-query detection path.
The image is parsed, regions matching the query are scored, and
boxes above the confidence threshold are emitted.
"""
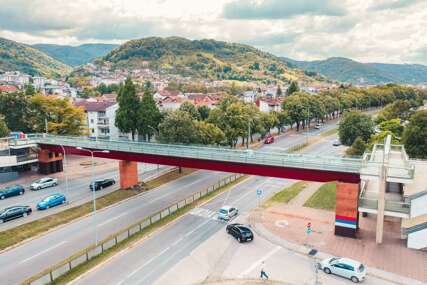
[44,117,48,134]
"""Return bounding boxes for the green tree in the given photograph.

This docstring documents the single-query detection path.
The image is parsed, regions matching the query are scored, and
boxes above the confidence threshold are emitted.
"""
[282,93,307,131]
[286,81,299,96]
[379,119,403,137]
[0,92,31,132]
[25,84,35,96]
[27,95,84,135]
[197,105,210,121]
[115,78,140,140]
[276,85,283,97]
[158,110,196,144]
[138,89,162,141]
[0,115,9,137]
[193,121,225,145]
[179,102,201,120]
[346,137,367,156]
[272,111,291,133]
[338,111,374,146]
[402,110,427,158]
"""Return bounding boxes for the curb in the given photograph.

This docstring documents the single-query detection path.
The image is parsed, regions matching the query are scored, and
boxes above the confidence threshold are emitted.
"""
[248,210,426,285]
[68,176,251,285]
[0,167,180,255]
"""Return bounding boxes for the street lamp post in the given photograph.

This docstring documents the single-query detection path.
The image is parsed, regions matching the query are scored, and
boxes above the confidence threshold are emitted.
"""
[76,147,110,246]
[59,145,69,204]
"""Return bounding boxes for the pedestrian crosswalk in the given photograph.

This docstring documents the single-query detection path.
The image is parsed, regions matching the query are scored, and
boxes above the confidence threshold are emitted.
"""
[189,208,218,220]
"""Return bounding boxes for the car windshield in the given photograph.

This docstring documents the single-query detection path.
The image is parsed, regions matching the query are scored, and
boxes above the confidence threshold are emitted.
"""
[219,209,228,214]
[43,196,54,202]
[329,257,340,264]
[238,227,250,233]
[358,264,365,272]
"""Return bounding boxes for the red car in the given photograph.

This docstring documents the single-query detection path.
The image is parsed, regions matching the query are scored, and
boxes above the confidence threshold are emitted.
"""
[264,135,274,144]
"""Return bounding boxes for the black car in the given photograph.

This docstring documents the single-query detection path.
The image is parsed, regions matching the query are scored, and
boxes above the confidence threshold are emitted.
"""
[226,223,254,243]
[0,185,25,200]
[0,206,32,223]
[90,179,115,191]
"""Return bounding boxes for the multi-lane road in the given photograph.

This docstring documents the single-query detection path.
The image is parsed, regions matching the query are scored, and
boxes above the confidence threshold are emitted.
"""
[0,117,347,285]
[0,163,169,230]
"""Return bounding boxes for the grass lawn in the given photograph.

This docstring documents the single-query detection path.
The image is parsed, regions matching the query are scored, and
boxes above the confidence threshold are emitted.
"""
[0,168,195,251]
[303,182,337,210]
[321,128,338,137]
[263,181,306,208]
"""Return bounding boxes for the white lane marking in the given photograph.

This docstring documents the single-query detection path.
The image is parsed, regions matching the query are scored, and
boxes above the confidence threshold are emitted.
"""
[20,241,67,264]
[238,246,281,278]
[98,212,128,227]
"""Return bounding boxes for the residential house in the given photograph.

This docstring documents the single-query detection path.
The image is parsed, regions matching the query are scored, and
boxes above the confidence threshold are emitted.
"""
[256,97,283,113]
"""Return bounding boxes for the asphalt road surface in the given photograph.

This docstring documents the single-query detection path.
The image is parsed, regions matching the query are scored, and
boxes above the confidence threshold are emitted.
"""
[0,170,229,285]
[0,163,169,230]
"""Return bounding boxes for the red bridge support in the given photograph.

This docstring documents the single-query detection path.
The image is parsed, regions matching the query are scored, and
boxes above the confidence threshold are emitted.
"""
[119,160,138,189]
[335,182,360,238]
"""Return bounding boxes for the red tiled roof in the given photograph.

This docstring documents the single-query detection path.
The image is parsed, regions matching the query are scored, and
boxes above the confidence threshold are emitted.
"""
[0,85,18,92]
[74,100,116,112]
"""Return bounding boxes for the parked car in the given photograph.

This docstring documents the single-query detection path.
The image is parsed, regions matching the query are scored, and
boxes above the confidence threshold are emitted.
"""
[314,123,323,129]
[264,135,274,144]
[89,179,116,191]
[218,206,238,221]
[320,257,366,283]
[332,139,341,146]
[0,185,25,200]
[226,223,254,243]
[0,206,32,223]
[37,193,66,210]
[30,177,58,190]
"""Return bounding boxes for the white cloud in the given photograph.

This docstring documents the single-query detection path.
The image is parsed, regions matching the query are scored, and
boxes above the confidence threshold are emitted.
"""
[0,0,426,64]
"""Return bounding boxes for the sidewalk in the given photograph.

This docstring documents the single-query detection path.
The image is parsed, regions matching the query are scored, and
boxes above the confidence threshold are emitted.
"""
[248,206,427,285]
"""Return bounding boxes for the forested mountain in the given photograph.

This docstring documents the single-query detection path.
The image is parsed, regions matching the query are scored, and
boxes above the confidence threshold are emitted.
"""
[93,37,318,83]
[0,37,71,77]
[282,57,427,85]
[33,43,119,66]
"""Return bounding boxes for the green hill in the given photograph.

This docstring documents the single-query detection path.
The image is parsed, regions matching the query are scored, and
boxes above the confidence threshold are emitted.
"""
[33,43,119,66]
[95,37,315,83]
[282,57,427,85]
[0,37,71,77]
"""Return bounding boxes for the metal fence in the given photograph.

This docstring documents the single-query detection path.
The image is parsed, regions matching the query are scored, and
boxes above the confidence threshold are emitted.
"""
[20,173,245,285]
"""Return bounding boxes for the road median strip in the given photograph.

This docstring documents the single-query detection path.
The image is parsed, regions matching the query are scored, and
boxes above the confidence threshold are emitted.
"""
[20,174,249,285]
[0,167,195,252]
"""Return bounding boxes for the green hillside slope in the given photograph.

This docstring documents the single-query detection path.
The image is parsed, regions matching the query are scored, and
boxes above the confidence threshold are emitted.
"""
[0,37,71,77]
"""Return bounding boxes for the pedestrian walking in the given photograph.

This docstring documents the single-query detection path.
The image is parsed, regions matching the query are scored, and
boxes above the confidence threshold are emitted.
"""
[260,261,269,280]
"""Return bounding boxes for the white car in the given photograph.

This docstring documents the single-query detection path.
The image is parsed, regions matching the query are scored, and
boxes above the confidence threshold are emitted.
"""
[314,123,323,129]
[218,206,238,221]
[30,177,58,190]
[321,257,366,283]
[332,139,341,146]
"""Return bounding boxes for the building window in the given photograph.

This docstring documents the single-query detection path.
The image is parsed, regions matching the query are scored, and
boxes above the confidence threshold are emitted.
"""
[91,129,95,133]
[90,119,94,123]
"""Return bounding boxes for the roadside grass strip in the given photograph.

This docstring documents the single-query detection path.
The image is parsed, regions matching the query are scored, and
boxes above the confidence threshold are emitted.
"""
[320,128,338,137]
[0,168,195,251]
[262,181,307,208]
[22,174,249,285]
[303,182,337,211]
[286,142,309,153]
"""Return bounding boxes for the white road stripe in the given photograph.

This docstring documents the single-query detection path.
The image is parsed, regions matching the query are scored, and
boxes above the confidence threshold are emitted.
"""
[20,241,67,264]
[238,246,281,278]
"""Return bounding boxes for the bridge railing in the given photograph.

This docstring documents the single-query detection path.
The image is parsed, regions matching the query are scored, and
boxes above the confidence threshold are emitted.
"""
[31,134,365,174]
[19,173,245,285]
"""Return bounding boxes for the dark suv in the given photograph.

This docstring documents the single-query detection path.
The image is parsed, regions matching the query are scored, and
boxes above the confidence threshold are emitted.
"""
[226,223,254,243]
[90,179,115,191]
[0,206,32,223]
[0,185,25,200]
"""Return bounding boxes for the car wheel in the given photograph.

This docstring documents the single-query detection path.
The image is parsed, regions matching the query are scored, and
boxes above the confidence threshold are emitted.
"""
[62,200,65,204]
[351,276,359,283]
[0,196,4,200]
[323,268,331,274]
[19,191,23,195]
[237,237,241,243]
[23,213,27,217]
[0,219,3,224]
[37,187,41,190]
[46,205,50,209]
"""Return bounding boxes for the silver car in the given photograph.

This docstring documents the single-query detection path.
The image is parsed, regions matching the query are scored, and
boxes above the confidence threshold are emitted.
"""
[321,257,366,283]
[218,206,238,221]
[30,177,58,190]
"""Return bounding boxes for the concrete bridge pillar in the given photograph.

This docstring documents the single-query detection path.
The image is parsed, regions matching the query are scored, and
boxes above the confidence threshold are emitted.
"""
[119,160,138,189]
[335,182,360,238]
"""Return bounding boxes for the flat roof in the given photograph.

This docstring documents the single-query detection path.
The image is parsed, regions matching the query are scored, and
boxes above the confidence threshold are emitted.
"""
[404,160,427,197]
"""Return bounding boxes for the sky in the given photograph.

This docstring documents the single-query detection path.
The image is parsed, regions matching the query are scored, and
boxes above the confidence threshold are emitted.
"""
[1,0,427,64]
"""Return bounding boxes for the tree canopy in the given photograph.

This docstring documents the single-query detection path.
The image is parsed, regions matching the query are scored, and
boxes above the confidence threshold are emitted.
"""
[0,115,9,137]
[338,111,374,146]
[402,110,427,158]
[115,78,140,140]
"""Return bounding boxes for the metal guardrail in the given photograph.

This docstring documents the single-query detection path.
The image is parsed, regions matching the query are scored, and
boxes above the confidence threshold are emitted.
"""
[20,173,245,285]
[402,221,427,235]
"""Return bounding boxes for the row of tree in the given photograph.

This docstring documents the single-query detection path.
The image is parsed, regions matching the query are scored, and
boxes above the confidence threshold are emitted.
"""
[0,91,85,135]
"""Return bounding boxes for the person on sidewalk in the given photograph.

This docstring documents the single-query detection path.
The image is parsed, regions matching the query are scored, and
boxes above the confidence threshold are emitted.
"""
[260,261,269,280]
